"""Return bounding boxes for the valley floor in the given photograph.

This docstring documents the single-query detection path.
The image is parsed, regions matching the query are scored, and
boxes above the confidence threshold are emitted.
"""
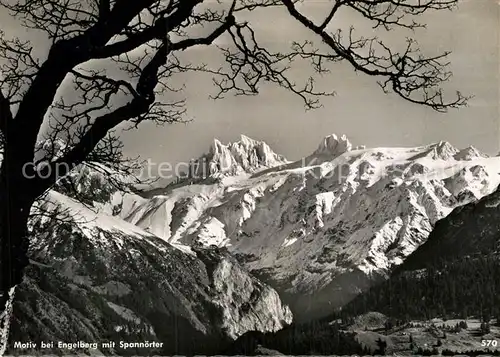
[351,315,500,356]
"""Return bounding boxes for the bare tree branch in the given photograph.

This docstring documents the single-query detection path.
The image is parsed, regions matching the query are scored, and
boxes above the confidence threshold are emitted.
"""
[280,0,467,112]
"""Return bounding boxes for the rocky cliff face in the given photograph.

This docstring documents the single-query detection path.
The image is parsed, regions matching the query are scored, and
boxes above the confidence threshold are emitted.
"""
[186,135,289,180]
[8,191,292,355]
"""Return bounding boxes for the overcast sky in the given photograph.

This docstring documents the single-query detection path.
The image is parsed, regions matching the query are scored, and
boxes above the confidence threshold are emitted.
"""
[116,0,499,170]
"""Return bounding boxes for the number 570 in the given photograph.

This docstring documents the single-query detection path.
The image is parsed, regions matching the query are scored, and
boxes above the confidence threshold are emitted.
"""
[482,340,498,347]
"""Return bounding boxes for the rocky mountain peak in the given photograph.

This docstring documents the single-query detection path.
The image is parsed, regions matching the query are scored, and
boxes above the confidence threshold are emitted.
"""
[189,135,289,180]
[313,134,353,158]
[454,146,489,161]
[429,141,459,160]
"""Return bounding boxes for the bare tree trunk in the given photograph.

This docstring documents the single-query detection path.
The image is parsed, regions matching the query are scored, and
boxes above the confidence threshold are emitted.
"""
[0,286,16,355]
[0,194,31,295]
[0,154,34,355]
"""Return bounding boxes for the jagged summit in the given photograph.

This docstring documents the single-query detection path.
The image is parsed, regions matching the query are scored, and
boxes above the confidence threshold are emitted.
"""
[408,141,491,162]
[313,134,353,157]
[411,141,460,161]
[188,135,289,179]
[454,146,489,161]
[434,141,459,158]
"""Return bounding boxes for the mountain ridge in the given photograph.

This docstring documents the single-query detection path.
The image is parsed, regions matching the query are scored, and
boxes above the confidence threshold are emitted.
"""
[106,134,500,322]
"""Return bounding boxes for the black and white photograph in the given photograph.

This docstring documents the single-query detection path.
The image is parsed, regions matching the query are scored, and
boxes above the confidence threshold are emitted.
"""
[0,0,499,355]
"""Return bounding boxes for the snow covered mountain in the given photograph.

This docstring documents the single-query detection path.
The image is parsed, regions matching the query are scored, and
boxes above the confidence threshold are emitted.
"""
[185,134,289,180]
[113,134,500,322]
[10,190,292,355]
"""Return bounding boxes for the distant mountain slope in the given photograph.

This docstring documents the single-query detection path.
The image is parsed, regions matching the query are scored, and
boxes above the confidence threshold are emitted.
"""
[9,191,292,355]
[342,186,500,321]
[396,185,500,271]
[113,134,500,321]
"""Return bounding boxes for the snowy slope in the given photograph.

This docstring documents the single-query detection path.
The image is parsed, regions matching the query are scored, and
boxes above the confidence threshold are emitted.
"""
[110,135,500,321]
[12,189,292,355]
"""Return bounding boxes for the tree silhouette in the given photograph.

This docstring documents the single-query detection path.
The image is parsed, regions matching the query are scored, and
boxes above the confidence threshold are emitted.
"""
[375,337,387,355]
[0,0,467,350]
[480,322,490,335]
